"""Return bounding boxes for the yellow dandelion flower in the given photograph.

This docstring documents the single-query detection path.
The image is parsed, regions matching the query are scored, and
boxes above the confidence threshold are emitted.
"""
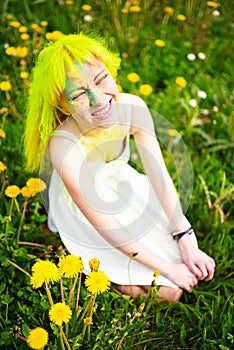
[30,273,45,289]
[21,186,34,198]
[0,128,6,138]
[20,59,27,66]
[26,178,46,195]
[122,52,128,59]
[85,270,110,295]
[164,7,174,15]
[127,72,140,83]
[82,4,92,11]
[121,8,129,14]
[0,161,7,172]
[31,23,43,33]
[177,14,187,21]
[40,20,48,27]
[16,46,28,58]
[49,302,72,326]
[0,107,9,113]
[0,81,12,91]
[154,269,160,277]
[66,0,74,5]
[167,129,179,137]
[207,1,219,8]
[5,185,21,198]
[176,76,187,88]
[21,33,30,40]
[129,5,141,12]
[20,71,29,79]
[59,254,83,278]
[27,327,48,350]
[30,260,60,289]
[5,46,16,56]
[139,84,153,96]
[6,14,13,20]
[19,26,28,33]
[10,21,21,28]
[155,39,165,47]
[89,257,100,271]
[84,317,93,325]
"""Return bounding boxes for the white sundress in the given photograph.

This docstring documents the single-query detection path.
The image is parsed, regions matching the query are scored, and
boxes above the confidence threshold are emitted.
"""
[47,94,197,288]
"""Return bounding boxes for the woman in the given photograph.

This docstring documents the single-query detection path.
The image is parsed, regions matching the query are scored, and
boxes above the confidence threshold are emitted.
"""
[24,33,215,301]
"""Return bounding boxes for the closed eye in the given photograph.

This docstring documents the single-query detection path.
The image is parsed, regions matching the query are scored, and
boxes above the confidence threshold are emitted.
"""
[70,90,86,101]
[95,73,109,85]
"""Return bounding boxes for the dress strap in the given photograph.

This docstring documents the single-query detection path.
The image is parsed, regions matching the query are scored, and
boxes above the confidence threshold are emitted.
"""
[51,130,87,157]
[52,130,79,142]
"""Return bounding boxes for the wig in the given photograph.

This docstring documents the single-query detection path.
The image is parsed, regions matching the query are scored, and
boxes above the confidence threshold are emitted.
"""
[24,33,121,172]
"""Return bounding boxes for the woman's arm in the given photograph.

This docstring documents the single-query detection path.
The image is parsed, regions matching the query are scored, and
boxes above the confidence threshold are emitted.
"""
[130,94,189,233]
[129,94,215,281]
[49,134,198,291]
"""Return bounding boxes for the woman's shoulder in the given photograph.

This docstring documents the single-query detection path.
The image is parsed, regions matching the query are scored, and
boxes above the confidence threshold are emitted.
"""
[119,92,147,107]
[52,118,82,140]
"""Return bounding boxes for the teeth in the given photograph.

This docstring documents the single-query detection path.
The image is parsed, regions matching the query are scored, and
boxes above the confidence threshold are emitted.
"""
[93,104,110,116]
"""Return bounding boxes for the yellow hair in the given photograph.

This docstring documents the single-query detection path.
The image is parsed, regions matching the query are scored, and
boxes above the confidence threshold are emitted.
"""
[24,33,121,172]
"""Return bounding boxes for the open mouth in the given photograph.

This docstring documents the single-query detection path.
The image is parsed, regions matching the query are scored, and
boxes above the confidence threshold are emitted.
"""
[91,99,112,120]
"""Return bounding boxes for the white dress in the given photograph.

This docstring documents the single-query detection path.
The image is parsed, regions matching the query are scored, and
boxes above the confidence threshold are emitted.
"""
[47,94,197,288]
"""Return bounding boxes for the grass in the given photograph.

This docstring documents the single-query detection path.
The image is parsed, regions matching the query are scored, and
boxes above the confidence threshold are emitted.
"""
[0,0,233,349]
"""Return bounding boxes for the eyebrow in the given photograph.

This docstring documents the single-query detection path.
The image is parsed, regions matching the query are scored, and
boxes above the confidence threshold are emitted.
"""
[94,69,106,81]
[66,68,107,96]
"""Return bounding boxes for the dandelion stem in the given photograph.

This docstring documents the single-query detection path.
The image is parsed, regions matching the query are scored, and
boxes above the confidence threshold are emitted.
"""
[75,272,82,312]
[82,293,96,339]
[5,198,13,235]
[68,276,78,307]
[8,259,31,277]
[59,328,66,350]
[60,276,65,303]
[18,241,48,248]
[16,334,27,342]
[128,252,138,298]
[60,326,71,350]
[45,282,54,306]
[17,200,28,244]
[5,91,22,119]
[14,198,20,212]
[0,176,7,198]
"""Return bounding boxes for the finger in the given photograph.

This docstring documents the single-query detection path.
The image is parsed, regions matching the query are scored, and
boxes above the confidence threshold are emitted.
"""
[185,277,197,293]
[205,260,215,281]
[189,262,203,279]
[194,260,211,280]
[186,284,192,293]
[191,277,198,287]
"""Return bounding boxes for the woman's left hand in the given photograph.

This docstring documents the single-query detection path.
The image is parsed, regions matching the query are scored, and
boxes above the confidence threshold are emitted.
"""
[178,234,216,281]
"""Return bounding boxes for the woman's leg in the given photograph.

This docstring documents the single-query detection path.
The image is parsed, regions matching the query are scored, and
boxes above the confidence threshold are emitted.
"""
[113,284,183,302]
[112,284,148,298]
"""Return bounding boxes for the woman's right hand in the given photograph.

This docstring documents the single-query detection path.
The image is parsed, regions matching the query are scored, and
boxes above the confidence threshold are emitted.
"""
[167,263,198,293]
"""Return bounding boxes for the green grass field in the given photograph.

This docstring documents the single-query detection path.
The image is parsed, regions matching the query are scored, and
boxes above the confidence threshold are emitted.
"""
[0,0,233,349]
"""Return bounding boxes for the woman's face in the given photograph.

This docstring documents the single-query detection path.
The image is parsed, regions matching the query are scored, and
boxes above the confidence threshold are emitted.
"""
[63,59,119,128]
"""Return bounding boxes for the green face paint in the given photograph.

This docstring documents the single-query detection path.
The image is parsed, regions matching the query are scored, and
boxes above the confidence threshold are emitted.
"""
[87,89,97,105]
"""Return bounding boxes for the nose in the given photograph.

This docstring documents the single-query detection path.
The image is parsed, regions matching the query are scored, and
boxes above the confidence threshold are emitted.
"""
[87,87,106,106]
